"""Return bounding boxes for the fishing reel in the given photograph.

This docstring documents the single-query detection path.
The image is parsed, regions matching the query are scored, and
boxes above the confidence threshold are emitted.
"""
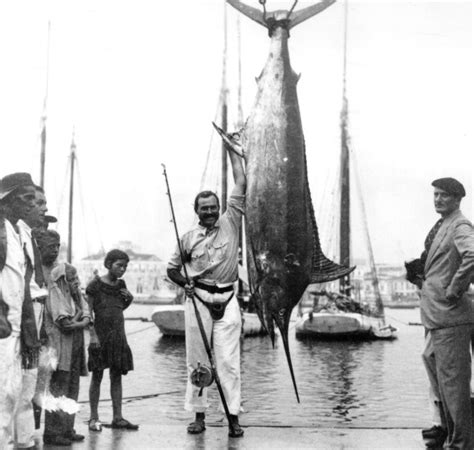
[190,362,214,395]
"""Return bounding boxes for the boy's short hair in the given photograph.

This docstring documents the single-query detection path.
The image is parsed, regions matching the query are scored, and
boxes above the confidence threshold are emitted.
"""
[104,249,130,269]
[35,229,60,248]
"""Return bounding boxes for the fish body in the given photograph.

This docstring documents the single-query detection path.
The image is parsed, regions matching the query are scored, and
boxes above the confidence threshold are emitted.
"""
[225,0,354,401]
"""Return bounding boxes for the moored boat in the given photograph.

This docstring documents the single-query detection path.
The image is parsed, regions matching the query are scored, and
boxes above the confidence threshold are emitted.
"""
[296,310,396,340]
[151,304,266,338]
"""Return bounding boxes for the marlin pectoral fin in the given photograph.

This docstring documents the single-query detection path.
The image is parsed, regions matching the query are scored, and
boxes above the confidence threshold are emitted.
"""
[212,122,245,158]
[227,0,266,28]
[289,0,336,29]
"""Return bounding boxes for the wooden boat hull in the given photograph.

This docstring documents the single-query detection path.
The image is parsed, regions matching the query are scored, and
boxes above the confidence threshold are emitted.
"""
[151,305,185,336]
[151,305,266,338]
[295,312,397,340]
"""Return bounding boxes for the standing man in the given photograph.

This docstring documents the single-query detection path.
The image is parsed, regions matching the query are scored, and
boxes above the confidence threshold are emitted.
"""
[21,185,52,430]
[419,177,474,449]
[167,144,246,438]
[0,172,40,450]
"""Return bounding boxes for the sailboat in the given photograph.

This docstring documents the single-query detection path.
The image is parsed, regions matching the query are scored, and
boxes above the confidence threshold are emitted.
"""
[151,3,265,338]
[295,2,396,340]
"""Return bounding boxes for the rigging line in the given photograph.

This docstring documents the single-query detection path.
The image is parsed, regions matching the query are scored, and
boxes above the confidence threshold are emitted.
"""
[350,146,385,320]
[127,324,156,336]
[199,94,223,193]
[287,0,298,19]
[75,159,105,254]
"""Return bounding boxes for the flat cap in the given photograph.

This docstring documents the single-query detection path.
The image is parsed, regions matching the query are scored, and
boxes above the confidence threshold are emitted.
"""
[432,177,465,198]
[0,172,35,200]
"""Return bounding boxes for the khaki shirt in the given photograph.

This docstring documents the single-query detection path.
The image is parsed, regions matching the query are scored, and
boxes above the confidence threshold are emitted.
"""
[168,194,244,285]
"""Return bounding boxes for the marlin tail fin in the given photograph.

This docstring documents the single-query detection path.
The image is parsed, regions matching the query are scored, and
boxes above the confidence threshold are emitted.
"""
[227,0,336,31]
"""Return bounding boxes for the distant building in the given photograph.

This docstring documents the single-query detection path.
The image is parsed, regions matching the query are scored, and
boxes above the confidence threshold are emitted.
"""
[75,242,178,298]
[302,263,419,309]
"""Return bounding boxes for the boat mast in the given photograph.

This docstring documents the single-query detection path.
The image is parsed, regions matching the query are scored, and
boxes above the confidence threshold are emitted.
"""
[67,130,76,263]
[339,0,351,297]
[220,2,229,212]
[236,13,248,301]
[39,22,51,189]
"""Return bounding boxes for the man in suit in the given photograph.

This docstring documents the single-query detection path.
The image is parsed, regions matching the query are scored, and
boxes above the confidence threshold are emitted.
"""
[419,177,474,449]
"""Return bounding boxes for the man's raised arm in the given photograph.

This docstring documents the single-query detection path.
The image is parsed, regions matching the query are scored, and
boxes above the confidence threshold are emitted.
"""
[228,144,246,197]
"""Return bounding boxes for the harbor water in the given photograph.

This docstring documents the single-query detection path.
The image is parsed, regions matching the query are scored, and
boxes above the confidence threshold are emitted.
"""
[76,305,429,429]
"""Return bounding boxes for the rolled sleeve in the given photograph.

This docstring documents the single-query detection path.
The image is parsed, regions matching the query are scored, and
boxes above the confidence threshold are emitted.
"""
[225,194,245,229]
[167,242,184,271]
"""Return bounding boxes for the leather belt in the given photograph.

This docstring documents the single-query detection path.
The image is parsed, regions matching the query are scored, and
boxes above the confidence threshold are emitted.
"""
[195,281,234,294]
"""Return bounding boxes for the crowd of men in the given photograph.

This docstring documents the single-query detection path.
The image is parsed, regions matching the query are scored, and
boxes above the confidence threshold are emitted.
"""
[0,172,90,448]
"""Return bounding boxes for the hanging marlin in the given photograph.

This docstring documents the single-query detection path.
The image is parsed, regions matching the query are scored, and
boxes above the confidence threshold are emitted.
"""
[215,0,354,402]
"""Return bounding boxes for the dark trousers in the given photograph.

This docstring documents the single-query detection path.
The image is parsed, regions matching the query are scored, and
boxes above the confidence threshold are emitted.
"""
[44,331,83,438]
[423,324,472,449]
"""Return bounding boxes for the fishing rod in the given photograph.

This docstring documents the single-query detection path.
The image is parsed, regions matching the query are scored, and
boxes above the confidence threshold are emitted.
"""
[161,163,236,435]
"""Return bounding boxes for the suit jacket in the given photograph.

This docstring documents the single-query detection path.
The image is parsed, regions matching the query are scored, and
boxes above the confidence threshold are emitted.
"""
[421,209,474,329]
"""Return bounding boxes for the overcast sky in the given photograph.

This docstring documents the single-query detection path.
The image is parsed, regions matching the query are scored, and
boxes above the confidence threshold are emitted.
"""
[0,0,471,265]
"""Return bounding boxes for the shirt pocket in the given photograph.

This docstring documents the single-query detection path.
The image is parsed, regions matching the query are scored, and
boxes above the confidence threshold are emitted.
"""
[212,240,228,263]
[190,249,208,272]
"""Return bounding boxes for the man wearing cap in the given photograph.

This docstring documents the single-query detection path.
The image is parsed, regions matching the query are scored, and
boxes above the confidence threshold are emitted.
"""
[417,177,474,449]
[0,172,41,449]
[167,140,245,438]
[21,185,54,430]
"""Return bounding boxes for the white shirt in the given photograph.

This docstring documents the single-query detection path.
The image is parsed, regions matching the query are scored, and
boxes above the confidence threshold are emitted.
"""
[17,220,48,300]
[0,219,26,333]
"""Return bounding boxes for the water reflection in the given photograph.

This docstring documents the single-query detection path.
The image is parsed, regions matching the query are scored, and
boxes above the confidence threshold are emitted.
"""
[154,335,186,356]
[102,306,429,428]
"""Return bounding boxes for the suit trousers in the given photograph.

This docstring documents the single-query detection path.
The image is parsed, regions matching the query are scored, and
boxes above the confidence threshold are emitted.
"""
[422,324,472,449]
[184,294,242,415]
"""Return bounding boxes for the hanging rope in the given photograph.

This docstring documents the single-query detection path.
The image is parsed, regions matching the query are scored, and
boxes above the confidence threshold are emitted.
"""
[287,0,299,19]
[259,0,267,21]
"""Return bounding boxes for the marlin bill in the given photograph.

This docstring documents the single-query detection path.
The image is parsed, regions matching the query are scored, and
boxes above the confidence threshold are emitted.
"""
[216,0,355,402]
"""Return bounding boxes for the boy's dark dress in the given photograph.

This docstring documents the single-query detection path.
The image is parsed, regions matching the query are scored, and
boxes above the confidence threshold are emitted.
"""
[86,278,133,374]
